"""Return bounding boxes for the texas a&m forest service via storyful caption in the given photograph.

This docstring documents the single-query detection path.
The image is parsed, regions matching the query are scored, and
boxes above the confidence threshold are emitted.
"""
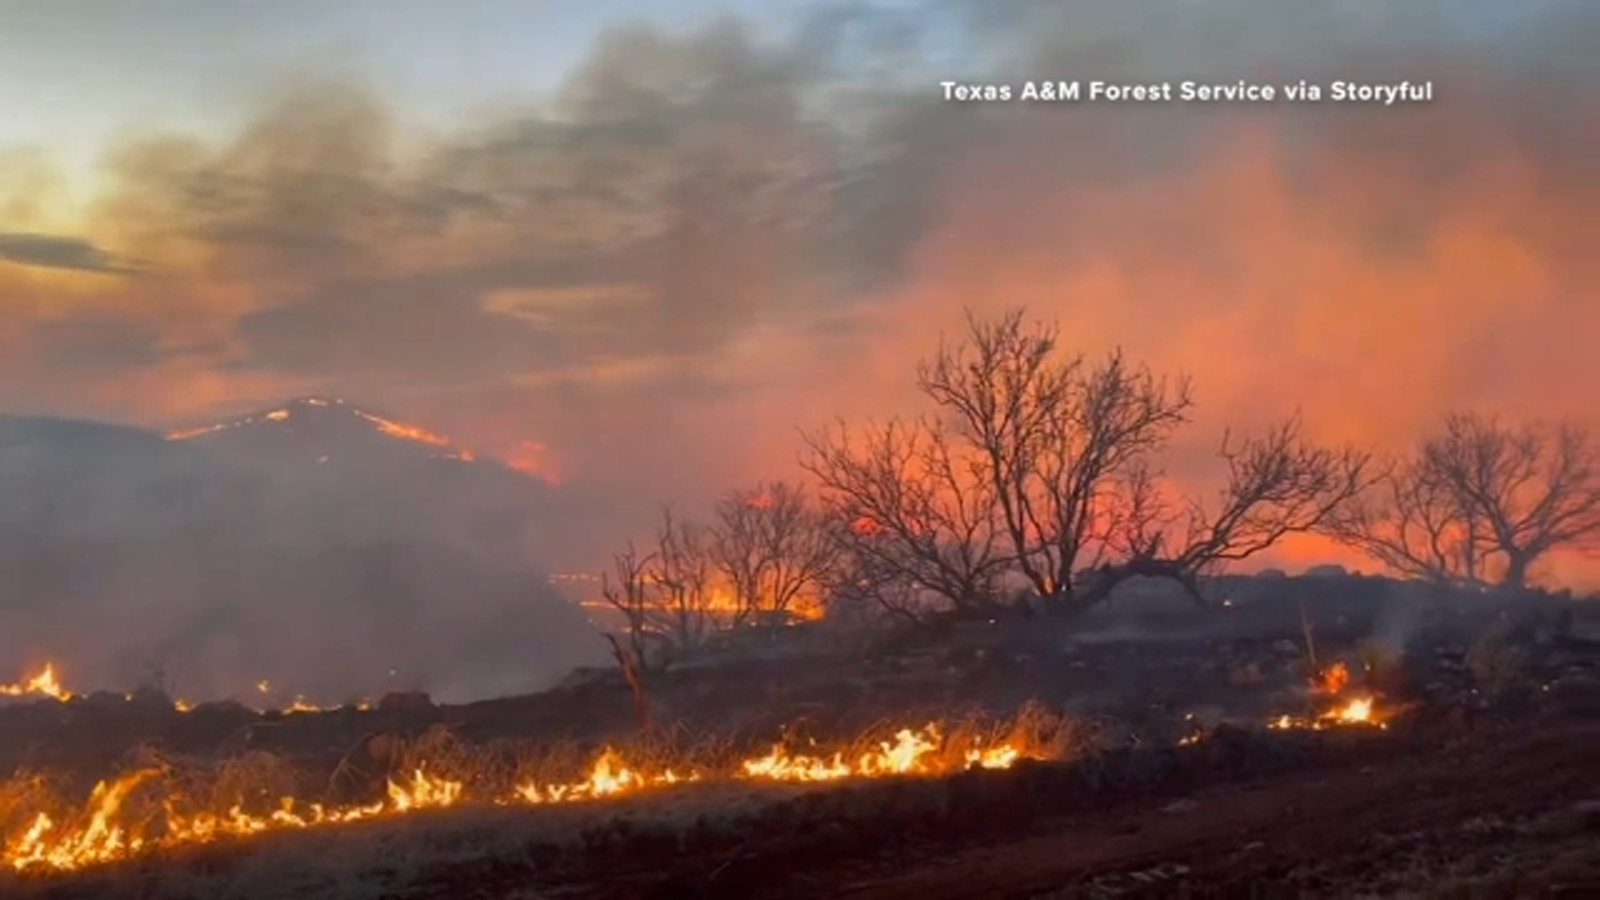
[940,79,1434,105]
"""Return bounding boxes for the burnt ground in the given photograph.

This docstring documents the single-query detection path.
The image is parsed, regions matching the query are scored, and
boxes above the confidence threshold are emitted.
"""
[418,713,1600,900]
[9,709,1595,900]
[1,576,1597,898]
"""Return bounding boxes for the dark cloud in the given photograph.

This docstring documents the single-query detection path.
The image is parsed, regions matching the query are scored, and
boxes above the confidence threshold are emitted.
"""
[0,232,145,275]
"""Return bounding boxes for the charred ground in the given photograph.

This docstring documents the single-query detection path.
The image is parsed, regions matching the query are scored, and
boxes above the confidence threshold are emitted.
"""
[0,574,1595,898]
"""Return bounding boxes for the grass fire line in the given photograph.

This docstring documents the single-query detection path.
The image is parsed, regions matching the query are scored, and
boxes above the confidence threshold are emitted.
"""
[0,661,1386,875]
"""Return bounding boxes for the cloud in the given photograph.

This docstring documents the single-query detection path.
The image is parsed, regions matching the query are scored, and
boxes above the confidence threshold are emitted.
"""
[0,0,1595,584]
[0,232,146,275]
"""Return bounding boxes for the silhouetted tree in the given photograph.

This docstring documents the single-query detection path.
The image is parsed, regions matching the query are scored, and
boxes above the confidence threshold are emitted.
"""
[599,541,656,667]
[646,507,718,651]
[805,308,1372,616]
[708,481,837,625]
[1090,417,1374,605]
[802,418,1012,617]
[916,309,1193,608]
[1336,413,1600,589]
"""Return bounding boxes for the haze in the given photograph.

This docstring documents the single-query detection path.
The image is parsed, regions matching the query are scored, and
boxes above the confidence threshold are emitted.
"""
[0,1,1596,699]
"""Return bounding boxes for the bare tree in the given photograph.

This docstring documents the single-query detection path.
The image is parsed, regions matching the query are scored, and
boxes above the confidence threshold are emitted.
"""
[647,507,718,654]
[1090,417,1374,604]
[709,481,838,626]
[1340,413,1600,589]
[599,541,656,668]
[801,417,1011,617]
[917,309,1193,608]
[1328,457,1491,587]
[815,510,935,624]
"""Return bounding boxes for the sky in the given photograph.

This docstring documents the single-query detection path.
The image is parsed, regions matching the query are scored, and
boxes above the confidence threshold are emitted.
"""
[1,0,1596,584]
[0,0,803,205]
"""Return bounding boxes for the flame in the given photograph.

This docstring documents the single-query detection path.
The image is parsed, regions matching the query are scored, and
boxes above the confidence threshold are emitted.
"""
[1324,695,1376,725]
[385,769,463,812]
[1317,661,1350,695]
[0,664,72,701]
[163,422,229,440]
[350,410,452,448]
[4,770,158,871]
[162,398,557,479]
[513,749,698,804]
[1267,694,1386,731]
[0,723,1029,873]
[742,727,942,780]
[505,440,561,485]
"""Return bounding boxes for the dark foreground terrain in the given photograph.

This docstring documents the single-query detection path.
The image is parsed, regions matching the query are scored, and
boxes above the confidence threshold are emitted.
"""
[7,710,1594,899]
[2,577,1596,898]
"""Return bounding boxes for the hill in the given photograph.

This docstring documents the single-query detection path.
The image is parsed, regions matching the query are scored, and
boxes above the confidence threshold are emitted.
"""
[0,401,605,703]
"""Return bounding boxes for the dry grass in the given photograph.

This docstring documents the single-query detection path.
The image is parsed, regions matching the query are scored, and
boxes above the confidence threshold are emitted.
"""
[0,763,971,899]
[0,702,1088,897]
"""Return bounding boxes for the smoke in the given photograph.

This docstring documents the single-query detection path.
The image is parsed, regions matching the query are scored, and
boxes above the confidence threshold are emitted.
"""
[0,411,604,704]
[0,0,1596,695]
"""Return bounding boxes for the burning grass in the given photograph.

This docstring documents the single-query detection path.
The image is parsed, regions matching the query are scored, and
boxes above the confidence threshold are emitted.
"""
[0,655,1400,879]
[1264,661,1392,732]
[0,702,1079,876]
[0,665,71,702]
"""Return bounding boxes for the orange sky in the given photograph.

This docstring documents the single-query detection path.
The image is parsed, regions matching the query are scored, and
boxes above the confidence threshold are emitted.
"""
[1,5,1595,587]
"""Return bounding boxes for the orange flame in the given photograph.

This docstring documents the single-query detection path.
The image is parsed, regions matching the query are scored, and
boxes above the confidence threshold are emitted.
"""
[1317,661,1350,695]
[0,664,72,702]
[0,723,1031,873]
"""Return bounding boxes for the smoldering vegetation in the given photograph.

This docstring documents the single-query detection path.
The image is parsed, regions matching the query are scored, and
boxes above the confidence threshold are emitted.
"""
[0,0,1595,772]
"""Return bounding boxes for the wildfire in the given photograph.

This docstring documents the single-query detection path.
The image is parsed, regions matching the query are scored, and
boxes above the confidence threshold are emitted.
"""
[350,410,452,448]
[1268,690,1386,732]
[0,724,1030,874]
[0,663,358,717]
[0,664,71,702]
[513,749,698,804]
[1260,655,1391,732]
[1316,661,1350,695]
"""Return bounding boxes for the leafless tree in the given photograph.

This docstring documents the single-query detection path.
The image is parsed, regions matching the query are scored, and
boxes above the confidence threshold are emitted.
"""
[916,309,1193,608]
[646,507,718,653]
[708,481,838,626]
[1338,413,1600,589]
[818,517,938,625]
[801,417,1011,617]
[1327,457,1491,587]
[599,541,657,669]
[1089,417,1374,604]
